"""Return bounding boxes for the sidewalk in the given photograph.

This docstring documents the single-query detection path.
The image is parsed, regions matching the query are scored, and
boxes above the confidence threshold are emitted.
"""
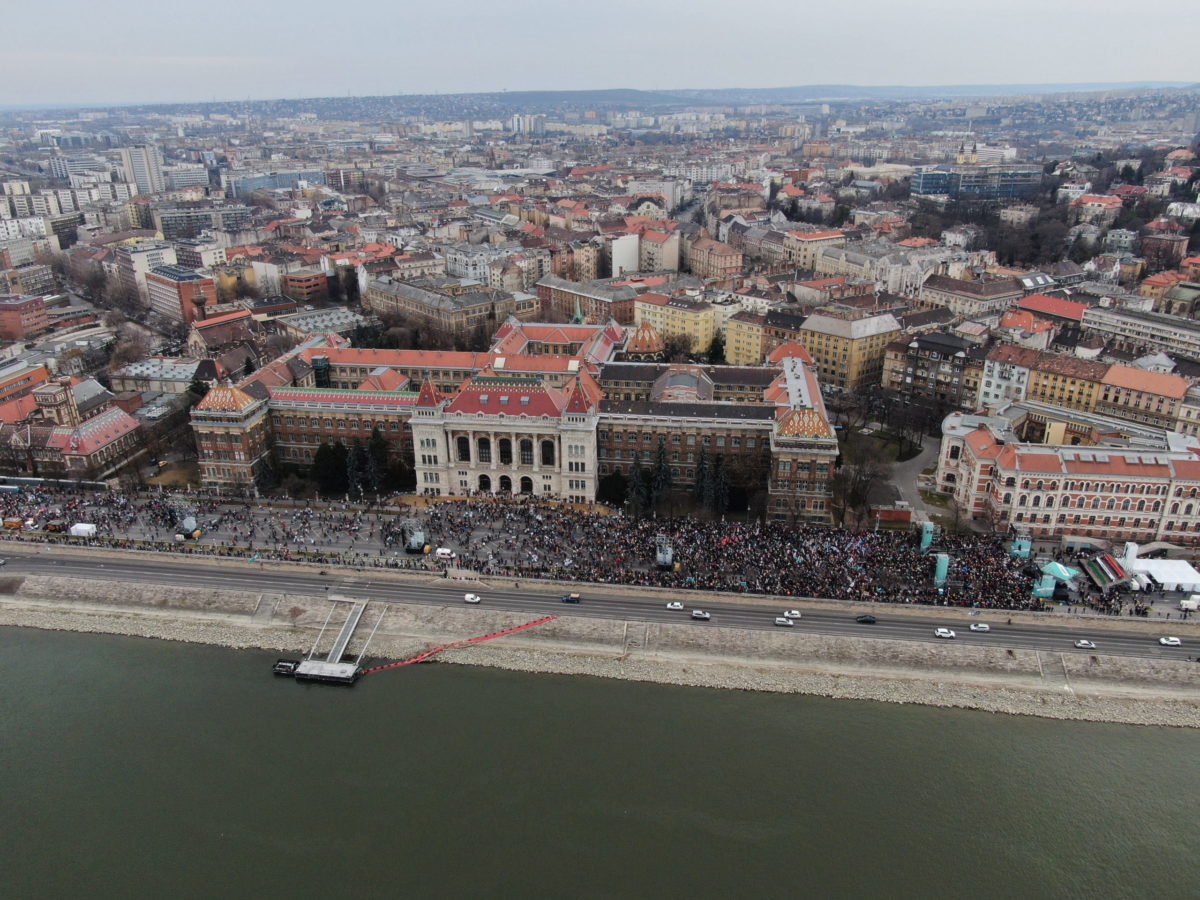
[889,435,938,519]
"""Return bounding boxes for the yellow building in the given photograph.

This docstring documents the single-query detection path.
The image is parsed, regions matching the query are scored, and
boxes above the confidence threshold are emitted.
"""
[633,292,716,354]
[1024,355,1108,412]
[725,311,768,365]
[797,310,902,390]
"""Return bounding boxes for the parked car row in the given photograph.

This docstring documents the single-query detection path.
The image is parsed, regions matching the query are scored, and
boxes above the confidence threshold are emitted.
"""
[465,591,1187,651]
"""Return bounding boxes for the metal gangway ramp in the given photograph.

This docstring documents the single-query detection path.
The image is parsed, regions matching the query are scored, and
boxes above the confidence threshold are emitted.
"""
[294,599,371,684]
[326,601,367,664]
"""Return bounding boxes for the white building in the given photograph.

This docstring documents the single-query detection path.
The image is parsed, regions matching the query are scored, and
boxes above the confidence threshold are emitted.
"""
[118,144,166,195]
[409,373,600,503]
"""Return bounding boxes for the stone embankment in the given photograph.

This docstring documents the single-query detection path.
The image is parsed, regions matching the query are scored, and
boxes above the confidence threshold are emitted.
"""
[1,573,1198,728]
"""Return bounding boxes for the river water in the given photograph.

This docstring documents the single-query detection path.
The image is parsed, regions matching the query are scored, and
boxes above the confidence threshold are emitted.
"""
[2,627,1196,899]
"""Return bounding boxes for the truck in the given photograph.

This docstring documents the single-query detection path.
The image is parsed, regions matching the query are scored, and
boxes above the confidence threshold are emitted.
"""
[68,523,97,538]
[1180,596,1200,612]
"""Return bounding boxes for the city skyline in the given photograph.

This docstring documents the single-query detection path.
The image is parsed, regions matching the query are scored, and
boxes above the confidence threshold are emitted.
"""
[2,0,1197,107]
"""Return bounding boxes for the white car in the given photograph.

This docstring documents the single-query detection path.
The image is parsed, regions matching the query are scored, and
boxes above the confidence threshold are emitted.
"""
[1159,636,1182,647]
[1074,640,1096,650]
[666,601,684,611]
[935,627,956,639]
[969,623,990,632]
[784,609,802,619]
[774,617,795,627]
[691,610,711,621]
[463,593,481,604]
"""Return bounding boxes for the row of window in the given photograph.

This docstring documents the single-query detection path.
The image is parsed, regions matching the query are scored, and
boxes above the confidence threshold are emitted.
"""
[1012,512,1195,532]
[456,436,555,466]
[272,415,402,433]
[1006,494,1170,513]
[599,431,758,449]
[778,461,830,474]
[1001,477,1195,496]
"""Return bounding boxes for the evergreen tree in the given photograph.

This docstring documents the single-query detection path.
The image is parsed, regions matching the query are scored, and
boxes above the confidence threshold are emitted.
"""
[707,331,725,365]
[694,447,710,502]
[713,456,730,516]
[242,356,255,379]
[651,435,673,506]
[312,442,348,495]
[629,454,651,517]
[346,438,368,498]
[342,269,360,304]
[367,426,389,493]
[702,454,718,512]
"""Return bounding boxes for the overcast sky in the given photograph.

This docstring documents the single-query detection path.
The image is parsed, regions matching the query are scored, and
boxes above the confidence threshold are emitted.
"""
[2,0,1194,107]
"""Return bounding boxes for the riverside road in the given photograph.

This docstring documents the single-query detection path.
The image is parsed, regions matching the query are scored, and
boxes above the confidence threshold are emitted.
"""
[2,547,1191,662]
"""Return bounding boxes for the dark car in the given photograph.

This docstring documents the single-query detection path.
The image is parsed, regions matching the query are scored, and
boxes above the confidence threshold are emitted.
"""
[855,614,877,624]
[561,593,581,603]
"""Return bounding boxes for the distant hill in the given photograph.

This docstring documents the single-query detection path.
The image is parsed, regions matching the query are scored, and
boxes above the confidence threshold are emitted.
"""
[666,82,1197,103]
[2,82,1195,116]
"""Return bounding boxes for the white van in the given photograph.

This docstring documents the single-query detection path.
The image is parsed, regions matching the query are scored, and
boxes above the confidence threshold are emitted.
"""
[435,547,456,560]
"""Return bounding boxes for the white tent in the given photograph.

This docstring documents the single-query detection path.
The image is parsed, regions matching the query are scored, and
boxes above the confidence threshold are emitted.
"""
[1120,543,1200,593]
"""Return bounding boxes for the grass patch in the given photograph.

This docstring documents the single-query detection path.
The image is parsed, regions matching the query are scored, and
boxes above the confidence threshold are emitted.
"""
[920,465,937,477]
[147,461,200,488]
[919,489,953,508]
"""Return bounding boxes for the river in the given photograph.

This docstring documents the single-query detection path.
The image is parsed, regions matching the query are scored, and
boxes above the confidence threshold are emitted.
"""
[2,627,1196,899]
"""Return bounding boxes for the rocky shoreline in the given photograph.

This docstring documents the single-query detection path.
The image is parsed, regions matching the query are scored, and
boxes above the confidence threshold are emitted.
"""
[2,586,1198,728]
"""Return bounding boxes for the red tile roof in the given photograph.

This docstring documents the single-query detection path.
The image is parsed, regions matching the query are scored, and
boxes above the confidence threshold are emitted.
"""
[1101,365,1188,399]
[1015,294,1088,322]
[446,377,567,417]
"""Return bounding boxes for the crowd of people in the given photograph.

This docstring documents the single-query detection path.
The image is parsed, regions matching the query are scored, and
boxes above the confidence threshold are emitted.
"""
[0,486,1152,613]
[420,498,1042,609]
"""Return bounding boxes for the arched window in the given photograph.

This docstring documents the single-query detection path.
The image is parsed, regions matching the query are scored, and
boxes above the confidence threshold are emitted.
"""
[1032,496,1041,508]
[1036,480,1043,491]
[1003,493,1012,504]
[1171,502,1179,515]
[1121,500,1130,511]
[1019,494,1027,507]
[1106,499,1115,510]
[541,440,555,466]
[1092,498,1101,510]
[1186,504,1195,517]
[520,439,533,465]
[1022,480,1030,490]
[499,438,512,465]
[478,437,492,464]
[456,436,470,462]
[1153,501,1161,513]
[1046,497,1054,508]
[1137,500,1145,512]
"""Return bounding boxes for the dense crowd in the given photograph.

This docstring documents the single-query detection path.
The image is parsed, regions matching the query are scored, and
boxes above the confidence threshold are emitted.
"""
[420,498,1042,609]
[0,487,1144,613]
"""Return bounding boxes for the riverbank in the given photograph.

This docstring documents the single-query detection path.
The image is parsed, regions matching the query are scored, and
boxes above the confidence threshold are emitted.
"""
[2,573,1198,727]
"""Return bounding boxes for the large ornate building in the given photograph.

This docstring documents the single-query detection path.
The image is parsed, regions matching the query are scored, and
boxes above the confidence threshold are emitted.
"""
[936,406,1200,548]
[191,319,839,520]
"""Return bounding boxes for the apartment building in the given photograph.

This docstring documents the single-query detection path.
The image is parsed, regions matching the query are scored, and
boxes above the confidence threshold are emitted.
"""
[116,240,177,300]
[1082,306,1200,361]
[145,265,218,325]
[798,310,901,391]
[633,292,716,353]
[919,274,1023,317]
[0,294,53,340]
[937,411,1200,547]
[687,237,743,281]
